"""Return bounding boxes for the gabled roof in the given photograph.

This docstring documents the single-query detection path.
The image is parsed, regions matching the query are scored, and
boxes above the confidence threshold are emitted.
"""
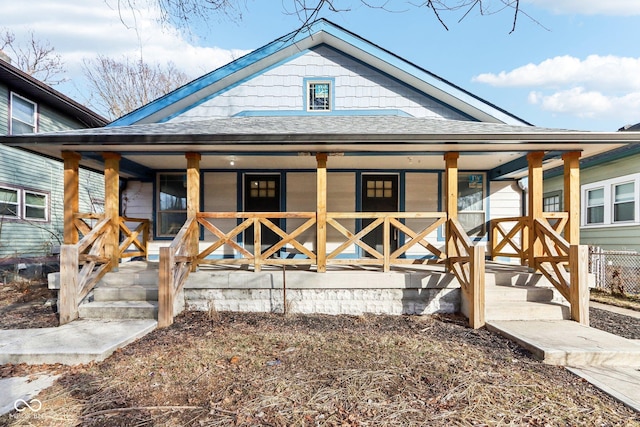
[0,59,107,128]
[109,19,531,127]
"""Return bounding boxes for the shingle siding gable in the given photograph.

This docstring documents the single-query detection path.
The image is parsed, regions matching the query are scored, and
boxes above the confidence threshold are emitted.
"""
[169,45,469,122]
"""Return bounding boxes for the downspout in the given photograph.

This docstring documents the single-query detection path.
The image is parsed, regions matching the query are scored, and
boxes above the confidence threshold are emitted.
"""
[517,178,528,217]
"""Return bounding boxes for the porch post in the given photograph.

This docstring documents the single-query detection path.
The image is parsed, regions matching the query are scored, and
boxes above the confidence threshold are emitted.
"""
[103,152,121,271]
[186,152,201,271]
[444,152,459,271]
[316,153,328,273]
[527,152,544,268]
[562,151,581,245]
[62,151,81,245]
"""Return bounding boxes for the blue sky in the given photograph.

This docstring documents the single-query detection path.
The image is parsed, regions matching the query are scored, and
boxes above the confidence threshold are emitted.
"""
[2,0,640,131]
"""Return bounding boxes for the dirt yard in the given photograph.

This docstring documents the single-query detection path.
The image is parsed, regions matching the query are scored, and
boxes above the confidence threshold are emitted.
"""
[1,282,640,426]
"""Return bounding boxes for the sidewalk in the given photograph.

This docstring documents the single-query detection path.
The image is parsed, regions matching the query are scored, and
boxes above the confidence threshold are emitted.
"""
[488,302,640,414]
[0,319,156,416]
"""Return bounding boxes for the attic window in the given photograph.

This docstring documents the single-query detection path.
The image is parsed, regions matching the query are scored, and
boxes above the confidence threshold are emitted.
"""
[307,81,331,111]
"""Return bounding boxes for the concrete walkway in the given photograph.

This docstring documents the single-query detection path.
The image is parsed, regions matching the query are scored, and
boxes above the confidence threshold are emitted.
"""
[0,319,156,416]
[0,319,157,365]
[487,313,640,414]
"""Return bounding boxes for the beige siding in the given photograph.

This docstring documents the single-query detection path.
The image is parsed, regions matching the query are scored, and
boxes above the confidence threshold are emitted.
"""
[327,172,355,253]
[201,172,237,257]
[405,172,441,255]
[286,172,316,250]
[489,180,522,219]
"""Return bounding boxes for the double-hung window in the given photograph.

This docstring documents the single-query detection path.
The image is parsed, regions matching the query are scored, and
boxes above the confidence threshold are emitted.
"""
[586,188,604,225]
[0,185,48,221]
[457,173,486,238]
[157,173,187,236]
[10,93,37,135]
[614,182,635,222]
[582,173,639,227]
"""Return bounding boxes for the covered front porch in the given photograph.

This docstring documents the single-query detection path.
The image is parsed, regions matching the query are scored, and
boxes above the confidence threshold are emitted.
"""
[55,144,590,330]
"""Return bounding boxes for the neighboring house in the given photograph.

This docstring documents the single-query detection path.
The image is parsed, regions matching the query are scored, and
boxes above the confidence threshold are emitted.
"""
[543,125,640,252]
[0,56,107,262]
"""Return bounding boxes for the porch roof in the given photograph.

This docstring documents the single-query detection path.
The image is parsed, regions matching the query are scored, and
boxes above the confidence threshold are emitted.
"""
[3,116,639,180]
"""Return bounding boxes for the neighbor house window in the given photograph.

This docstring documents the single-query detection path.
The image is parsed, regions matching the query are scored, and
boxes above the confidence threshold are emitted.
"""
[543,191,562,212]
[457,173,486,238]
[0,185,48,221]
[157,173,187,236]
[586,188,604,224]
[0,187,19,218]
[10,93,37,135]
[306,80,331,111]
[613,182,635,222]
[582,173,640,227]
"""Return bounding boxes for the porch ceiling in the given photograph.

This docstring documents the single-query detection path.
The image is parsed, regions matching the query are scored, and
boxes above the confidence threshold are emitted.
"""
[2,116,638,179]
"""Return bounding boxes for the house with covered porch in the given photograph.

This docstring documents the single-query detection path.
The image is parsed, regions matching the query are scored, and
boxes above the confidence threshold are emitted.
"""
[4,20,639,329]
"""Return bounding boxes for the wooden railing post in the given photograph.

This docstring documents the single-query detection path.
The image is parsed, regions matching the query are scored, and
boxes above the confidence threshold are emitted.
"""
[570,244,589,325]
[444,152,459,272]
[186,152,201,272]
[527,152,544,269]
[469,245,486,329]
[59,244,79,325]
[103,152,121,271]
[383,216,391,272]
[62,152,81,245]
[158,246,174,328]
[316,153,328,273]
[254,217,262,272]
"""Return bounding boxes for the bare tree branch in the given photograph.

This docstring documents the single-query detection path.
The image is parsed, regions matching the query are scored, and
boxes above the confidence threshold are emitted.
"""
[0,29,66,85]
[82,55,190,120]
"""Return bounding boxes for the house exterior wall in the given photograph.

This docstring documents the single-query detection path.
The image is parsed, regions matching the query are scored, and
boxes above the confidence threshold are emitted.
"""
[0,82,105,259]
[545,153,640,252]
[170,46,469,122]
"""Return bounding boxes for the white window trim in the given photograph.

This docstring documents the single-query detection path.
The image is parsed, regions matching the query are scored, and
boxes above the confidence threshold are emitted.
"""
[0,185,49,222]
[9,92,38,135]
[306,80,333,112]
[581,172,640,228]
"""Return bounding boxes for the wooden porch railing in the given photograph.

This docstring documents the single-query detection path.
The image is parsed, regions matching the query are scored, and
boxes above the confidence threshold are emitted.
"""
[490,213,588,325]
[59,214,150,325]
[447,218,485,329]
[325,212,446,271]
[490,212,568,263]
[158,217,199,328]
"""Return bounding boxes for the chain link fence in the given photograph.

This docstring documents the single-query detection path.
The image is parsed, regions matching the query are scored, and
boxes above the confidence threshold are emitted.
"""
[589,246,640,295]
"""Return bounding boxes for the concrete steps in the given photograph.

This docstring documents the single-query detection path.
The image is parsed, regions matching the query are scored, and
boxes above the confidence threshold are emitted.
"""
[79,262,160,320]
[79,300,158,320]
[482,265,570,322]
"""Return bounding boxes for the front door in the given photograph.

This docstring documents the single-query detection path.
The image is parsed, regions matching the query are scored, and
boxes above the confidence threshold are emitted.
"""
[244,174,281,254]
[361,174,399,257]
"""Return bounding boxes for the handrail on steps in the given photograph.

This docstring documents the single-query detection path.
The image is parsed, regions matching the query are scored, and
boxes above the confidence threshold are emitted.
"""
[447,218,485,329]
[58,214,150,325]
[158,217,198,327]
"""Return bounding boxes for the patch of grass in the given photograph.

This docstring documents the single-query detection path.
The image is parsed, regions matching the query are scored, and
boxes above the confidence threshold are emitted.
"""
[590,288,640,312]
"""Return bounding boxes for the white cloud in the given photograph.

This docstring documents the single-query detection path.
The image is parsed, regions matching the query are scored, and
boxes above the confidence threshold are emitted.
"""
[1,0,250,108]
[523,0,640,16]
[475,55,640,122]
[473,55,640,91]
